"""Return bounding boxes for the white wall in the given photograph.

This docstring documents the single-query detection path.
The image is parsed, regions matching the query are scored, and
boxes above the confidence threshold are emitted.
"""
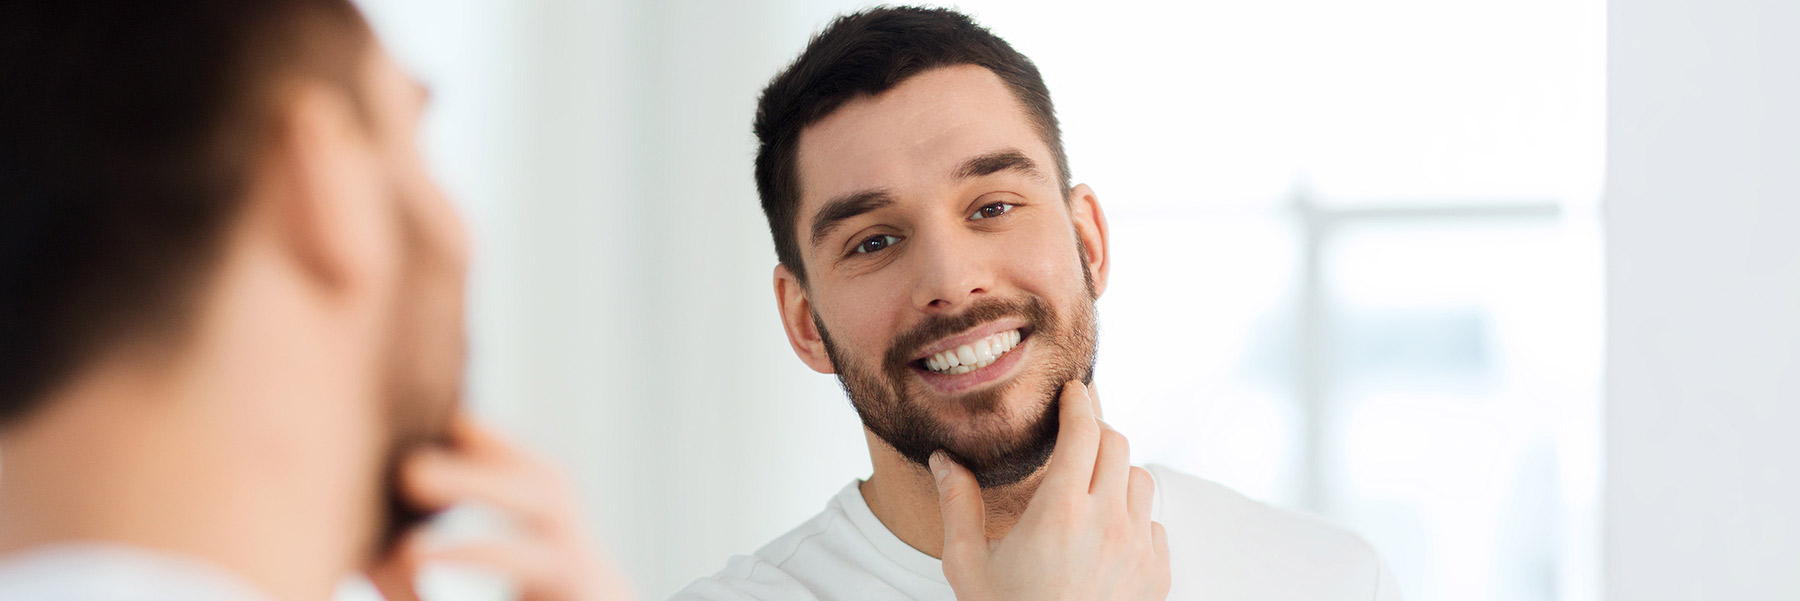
[1605,0,1800,598]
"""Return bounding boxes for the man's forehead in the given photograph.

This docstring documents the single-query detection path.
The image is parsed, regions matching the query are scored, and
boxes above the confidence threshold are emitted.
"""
[793,65,1056,218]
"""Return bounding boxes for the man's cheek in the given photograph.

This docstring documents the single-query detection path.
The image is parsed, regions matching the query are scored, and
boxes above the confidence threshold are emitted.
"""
[835,296,901,348]
[1009,237,1079,291]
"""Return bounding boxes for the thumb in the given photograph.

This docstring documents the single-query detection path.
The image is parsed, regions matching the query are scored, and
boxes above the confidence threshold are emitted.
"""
[930,451,988,562]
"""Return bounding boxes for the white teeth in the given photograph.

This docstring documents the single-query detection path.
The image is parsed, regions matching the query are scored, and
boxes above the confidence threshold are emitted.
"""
[924,329,1023,375]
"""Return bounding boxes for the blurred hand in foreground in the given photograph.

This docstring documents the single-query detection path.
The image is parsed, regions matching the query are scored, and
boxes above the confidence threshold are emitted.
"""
[368,414,633,601]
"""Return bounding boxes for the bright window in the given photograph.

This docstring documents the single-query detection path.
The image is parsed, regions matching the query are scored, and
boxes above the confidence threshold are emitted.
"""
[956,1,1606,599]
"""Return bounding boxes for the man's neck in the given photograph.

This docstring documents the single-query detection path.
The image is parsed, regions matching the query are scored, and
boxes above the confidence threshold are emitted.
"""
[857,430,1045,559]
[0,323,385,601]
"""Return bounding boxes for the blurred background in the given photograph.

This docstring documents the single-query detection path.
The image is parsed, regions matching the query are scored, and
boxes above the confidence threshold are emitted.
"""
[347,1,1610,600]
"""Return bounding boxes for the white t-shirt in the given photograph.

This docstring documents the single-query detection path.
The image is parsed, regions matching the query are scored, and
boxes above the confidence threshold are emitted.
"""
[0,543,274,601]
[671,465,1401,601]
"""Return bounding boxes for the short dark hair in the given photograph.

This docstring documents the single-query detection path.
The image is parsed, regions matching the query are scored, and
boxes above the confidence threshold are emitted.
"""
[753,6,1070,285]
[0,0,372,425]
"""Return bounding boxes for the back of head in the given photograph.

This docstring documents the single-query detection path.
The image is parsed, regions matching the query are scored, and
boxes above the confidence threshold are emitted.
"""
[0,0,370,426]
[753,5,1070,285]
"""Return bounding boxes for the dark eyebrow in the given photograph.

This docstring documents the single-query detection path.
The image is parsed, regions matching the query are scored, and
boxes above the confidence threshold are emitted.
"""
[954,149,1049,183]
[809,188,896,248]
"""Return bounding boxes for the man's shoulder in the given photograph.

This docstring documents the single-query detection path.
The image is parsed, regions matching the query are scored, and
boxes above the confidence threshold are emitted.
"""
[1147,465,1399,599]
[1147,463,1377,558]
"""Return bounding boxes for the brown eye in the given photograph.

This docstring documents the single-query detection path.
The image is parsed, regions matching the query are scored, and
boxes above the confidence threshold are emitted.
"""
[854,234,899,254]
[970,202,1015,220]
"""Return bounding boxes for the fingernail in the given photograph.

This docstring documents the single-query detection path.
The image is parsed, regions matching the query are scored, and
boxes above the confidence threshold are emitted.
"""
[929,451,949,483]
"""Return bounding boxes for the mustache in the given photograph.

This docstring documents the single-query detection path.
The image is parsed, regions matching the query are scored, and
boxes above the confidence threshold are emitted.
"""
[882,296,1054,371]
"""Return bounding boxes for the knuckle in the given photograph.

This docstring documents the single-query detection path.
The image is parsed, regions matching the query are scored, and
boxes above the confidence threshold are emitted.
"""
[1058,424,1101,453]
[1066,418,1100,445]
[938,485,970,506]
[1100,523,1131,549]
[1046,495,1087,521]
[1101,429,1129,453]
[1129,467,1154,493]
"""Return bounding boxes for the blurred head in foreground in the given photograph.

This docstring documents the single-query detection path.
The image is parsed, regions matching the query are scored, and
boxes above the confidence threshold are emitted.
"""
[0,0,467,596]
[756,7,1110,489]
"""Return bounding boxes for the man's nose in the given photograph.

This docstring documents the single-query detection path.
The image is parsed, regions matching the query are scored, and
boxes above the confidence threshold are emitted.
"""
[910,229,993,313]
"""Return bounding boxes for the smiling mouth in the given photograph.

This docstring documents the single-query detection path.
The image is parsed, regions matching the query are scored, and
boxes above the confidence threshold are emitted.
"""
[914,327,1032,375]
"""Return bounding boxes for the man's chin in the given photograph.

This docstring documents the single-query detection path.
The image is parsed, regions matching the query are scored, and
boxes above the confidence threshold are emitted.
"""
[884,375,1058,486]
[940,430,1058,489]
[921,409,1059,488]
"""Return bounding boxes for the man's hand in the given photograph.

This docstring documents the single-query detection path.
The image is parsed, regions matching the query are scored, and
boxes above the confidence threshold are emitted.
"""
[932,381,1171,601]
[366,414,633,601]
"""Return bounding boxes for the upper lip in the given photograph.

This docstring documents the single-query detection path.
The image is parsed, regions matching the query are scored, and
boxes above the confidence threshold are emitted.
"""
[909,318,1031,363]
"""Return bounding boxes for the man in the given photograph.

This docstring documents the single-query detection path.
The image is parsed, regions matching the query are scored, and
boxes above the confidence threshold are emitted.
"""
[0,3,1185,600]
[0,2,626,599]
[673,7,1400,600]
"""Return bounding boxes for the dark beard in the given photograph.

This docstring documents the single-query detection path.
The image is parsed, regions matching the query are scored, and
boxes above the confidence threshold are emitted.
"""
[374,201,463,553]
[819,291,1097,489]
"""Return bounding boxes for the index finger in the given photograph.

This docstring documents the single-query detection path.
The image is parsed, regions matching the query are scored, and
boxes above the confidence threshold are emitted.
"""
[1039,381,1103,494]
[446,413,512,457]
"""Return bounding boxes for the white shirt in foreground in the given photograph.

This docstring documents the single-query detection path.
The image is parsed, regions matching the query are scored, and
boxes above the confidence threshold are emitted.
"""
[0,543,274,601]
[671,465,1401,601]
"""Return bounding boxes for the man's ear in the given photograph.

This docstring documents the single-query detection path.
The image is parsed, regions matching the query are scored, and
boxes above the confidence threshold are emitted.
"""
[261,83,390,299]
[1069,183,1111,298]
[774,264,836,374]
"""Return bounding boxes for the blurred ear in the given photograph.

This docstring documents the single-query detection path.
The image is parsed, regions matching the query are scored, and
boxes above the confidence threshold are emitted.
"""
[263,83,390,299]
[774,264,835,374]
[1069,183,1111,298]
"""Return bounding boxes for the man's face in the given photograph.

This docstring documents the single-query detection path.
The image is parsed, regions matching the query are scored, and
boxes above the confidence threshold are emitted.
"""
[784,66,1108,488]
[356,48,469,539]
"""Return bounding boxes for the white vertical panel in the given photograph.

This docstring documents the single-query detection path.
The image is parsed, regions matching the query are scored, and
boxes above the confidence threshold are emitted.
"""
[1606,0,1800,597]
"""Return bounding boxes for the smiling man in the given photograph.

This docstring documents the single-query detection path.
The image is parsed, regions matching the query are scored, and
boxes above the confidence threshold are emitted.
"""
[672,7,1400,601]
